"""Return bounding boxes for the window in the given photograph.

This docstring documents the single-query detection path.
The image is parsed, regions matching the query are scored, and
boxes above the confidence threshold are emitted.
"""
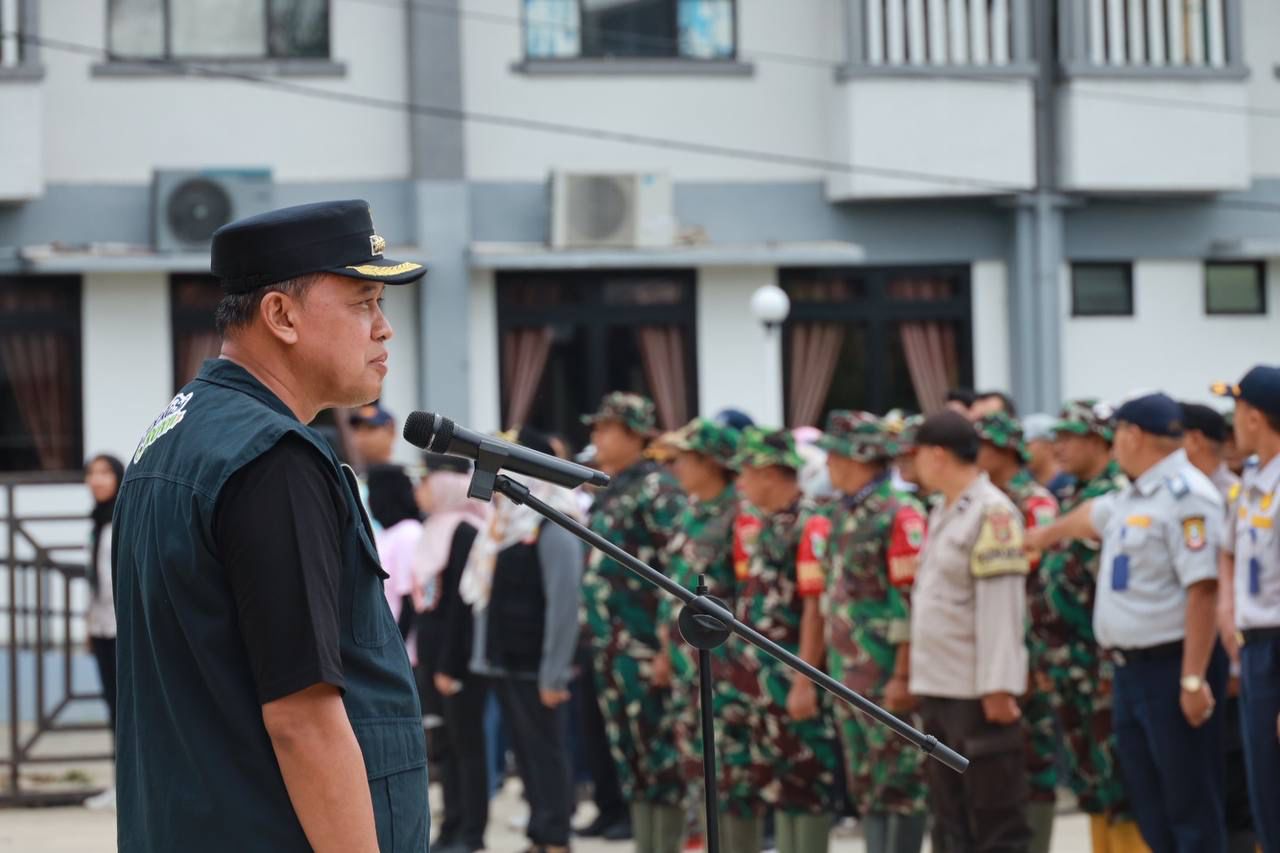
[0,277,83,472]
[108,0,329,61]
[525,0,735,60]
[170,275,223,390]
[1206,262,1266,316]
[781,268,972,426]
[1071,263,1133,317]
[496,271,697,447]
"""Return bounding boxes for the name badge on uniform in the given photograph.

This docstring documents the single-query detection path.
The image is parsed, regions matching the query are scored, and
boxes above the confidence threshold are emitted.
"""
[1112,554,1130,591]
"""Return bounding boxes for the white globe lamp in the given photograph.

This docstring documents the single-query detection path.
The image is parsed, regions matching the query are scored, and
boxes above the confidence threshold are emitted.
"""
[750,284,790,331]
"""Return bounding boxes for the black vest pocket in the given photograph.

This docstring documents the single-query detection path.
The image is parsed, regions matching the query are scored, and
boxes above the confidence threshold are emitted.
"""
[341,464,394,648]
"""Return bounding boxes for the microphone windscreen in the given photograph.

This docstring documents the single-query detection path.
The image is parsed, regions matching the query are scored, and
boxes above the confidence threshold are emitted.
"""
[403,411,438,450]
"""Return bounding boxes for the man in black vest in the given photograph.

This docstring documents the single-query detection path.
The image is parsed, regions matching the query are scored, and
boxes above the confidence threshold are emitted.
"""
[112,200,428,852]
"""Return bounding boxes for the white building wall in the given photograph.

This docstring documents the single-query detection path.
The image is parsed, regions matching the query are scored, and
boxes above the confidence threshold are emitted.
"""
[468,268,502,433]
[971,260,1012,393]
[380,282,422,466]
[1061,259,1280,405]
[460,0,840,181]
[81,272,173,463]
[1243,0,1280,178]
[695,267,783,425]
[39,0,411,184]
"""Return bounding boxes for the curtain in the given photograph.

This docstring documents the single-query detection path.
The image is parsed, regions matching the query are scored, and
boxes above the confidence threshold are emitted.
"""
[890,278,959,414]
[175,329,222,388]
[502,326,555,430]
[787,323,846,428]
[0,285,76,471]
[634,325,689,431]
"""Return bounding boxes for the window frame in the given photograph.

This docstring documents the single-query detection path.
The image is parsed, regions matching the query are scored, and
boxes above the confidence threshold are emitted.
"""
[105,0,332,63]
[1204,260,1267,317]
[1070,261,1134,318]
[521,0,739,64]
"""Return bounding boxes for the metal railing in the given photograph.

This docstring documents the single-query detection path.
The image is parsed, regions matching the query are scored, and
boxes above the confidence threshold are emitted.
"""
[1060,0,1245,74]
[844,0,1034,74]
[2,472,111,806]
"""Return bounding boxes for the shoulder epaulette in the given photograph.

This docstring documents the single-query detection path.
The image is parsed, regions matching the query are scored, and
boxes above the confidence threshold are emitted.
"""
[1165,474,1189,499]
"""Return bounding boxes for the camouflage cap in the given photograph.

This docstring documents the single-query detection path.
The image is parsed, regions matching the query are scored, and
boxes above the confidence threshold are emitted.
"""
[662,417,741,467]
[1053,398,1115,443]
[581,391,658,437]
[975,412,1026,455]
[729,427,805,472]
[815,410,891,462]
[884,413,924,455]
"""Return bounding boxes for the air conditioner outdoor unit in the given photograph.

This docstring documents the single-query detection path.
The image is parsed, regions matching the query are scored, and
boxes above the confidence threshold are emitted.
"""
[550,171,675,250]
[152,168,274,253]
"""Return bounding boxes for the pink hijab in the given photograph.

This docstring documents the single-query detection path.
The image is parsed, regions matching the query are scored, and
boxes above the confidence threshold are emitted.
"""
[413,471,489,611]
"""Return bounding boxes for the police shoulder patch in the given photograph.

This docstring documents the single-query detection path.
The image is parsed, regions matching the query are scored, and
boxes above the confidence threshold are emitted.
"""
[1182,516,1207,552]
[970,505,1029,579]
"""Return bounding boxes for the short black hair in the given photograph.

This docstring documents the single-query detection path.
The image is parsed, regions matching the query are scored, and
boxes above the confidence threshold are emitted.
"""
[366,464,421,529]
[916,411,980,463]
[945,388,978,408]
[214,273,321,336]
[977,391,1018,417]
[1180,402,1228,443]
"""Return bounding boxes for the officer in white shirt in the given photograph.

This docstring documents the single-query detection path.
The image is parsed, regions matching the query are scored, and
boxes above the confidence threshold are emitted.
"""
[1213,366,1280,853]
[1027,393,1228,853]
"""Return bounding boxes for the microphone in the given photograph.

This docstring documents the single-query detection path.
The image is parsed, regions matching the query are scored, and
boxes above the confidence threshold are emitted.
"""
[403,412,610,490]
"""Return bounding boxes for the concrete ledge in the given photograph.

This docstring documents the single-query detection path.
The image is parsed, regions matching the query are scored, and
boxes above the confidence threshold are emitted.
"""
[837,62,1036,82]
[511,58,753,77]
[91,58,347,78]
[469,240,865,270]
[0,64,44,82]
[1061,62,1250,81]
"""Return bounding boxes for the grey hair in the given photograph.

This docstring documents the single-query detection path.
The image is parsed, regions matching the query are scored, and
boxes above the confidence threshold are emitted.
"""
[214,273,323,336]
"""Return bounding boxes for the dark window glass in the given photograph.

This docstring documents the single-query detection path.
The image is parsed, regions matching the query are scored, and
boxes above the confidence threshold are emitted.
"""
[170,275,223,390]
[524,0,735,60]
[1206,262,1266,315]
[108,0,330,60]
[0,277,83,472]
[1071,263,1133,317]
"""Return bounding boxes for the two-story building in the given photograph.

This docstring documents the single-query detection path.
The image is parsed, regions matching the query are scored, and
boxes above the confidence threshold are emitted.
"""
[3,0,1280,470]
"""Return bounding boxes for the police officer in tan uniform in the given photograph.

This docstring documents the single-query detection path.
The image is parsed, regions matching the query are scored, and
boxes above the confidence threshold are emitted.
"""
[909,412,1032,853]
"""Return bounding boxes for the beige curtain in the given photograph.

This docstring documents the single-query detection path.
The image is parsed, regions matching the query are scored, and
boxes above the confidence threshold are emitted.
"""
[0,286,76,471]
[502,326,555,430]
[890,279,959,414]
[634,326,689,430]
[787,323,846,428]
[175,330,222,389]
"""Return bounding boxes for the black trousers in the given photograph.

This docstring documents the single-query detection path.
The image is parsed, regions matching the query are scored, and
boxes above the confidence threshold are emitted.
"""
[492,677,574,847]
[438,677,490,850]
[90,636,117,735]
[920,697,1031,853]
[575,644,626,820]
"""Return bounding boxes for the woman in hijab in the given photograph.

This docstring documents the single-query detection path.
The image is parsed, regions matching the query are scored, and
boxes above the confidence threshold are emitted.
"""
[84,453,124,810]
[461,426,585,853]
[366,463,423,646]
[414,454,490,853]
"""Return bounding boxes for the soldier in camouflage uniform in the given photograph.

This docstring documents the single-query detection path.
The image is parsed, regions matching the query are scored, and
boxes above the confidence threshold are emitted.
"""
[974,413,1061,853]
[816,412,929,853]
[1027,401,1144,852]
[581,393,689,853]
[723,428,840,853]
[651,419,743,798]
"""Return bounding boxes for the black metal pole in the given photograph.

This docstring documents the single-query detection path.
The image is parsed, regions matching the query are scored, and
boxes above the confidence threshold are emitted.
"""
[490,474,968,775]
[692,576,724,853]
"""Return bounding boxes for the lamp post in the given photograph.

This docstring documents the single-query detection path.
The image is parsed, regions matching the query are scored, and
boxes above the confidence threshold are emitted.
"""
[750,284,790,425]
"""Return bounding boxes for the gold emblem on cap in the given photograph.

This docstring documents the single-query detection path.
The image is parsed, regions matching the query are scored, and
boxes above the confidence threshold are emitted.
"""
[345,261,423,277]
[370,235,386,257]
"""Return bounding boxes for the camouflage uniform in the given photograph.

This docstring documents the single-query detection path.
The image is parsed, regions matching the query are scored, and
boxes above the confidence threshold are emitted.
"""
[815,412,929,819]
[723,429,840,819]
[975,413,1061,807]
[581,394,688,807]
[653,419,743,789]
[1028,402,1132,817]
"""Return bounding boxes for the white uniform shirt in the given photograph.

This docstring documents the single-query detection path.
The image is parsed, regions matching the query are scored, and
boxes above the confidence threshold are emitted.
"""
[910,473,1029,699]
[1225,453,1280,630]
[1091,450,1223,650]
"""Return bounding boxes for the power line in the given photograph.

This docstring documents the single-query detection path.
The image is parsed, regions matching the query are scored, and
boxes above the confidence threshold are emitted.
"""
[12,30,1280,215]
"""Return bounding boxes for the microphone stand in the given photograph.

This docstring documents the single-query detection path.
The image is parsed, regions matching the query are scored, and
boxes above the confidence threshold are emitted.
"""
[468,456,967,853]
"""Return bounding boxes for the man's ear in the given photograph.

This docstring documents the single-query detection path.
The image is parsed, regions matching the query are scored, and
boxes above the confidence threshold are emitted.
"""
[259,291,301,345]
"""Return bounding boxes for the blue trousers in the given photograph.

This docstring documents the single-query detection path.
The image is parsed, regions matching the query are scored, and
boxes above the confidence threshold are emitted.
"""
[1240,635,1280,853]
[1112,646,1228,853]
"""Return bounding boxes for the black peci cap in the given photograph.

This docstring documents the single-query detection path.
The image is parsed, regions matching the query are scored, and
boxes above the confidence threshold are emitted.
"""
[1114,393,1184,437]
[1180,402,1228,443]
[1212,365,1280,419]
[915,411,981,462]
[211,199,425,293]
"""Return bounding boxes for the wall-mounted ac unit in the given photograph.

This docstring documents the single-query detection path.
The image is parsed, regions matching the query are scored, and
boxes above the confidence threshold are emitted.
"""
[550,171,675,250]
[152,168,274,253]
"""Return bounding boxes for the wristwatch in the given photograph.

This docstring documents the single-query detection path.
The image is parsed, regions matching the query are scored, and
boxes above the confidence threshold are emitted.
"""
[1180,674,1205,693]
